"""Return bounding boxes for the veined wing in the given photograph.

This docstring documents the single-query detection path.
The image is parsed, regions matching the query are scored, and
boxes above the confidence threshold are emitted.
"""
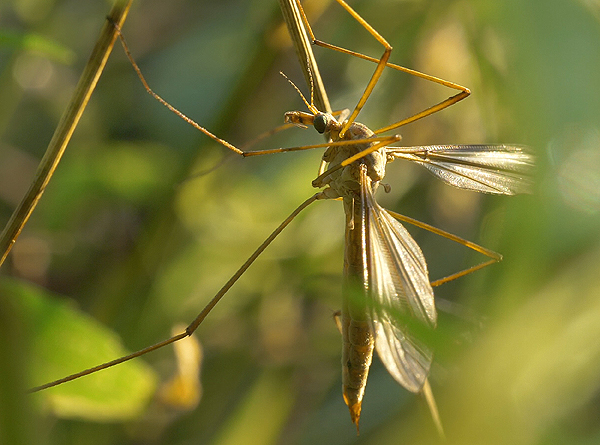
[387,144,534,195]
[362,171,436,392]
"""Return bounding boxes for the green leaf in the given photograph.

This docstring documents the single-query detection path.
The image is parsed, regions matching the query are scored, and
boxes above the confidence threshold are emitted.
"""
[0,30,75,64]
[1,278,157,421]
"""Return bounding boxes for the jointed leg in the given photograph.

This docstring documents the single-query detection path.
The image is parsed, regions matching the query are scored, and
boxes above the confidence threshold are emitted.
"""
[294,0,470,133]
[31,192,323,392]
[386,210,503,287]
[422,378,445,439]
[293,0,470,166]
[113,23,244,156]
[295,0,392,137]
[113,21,327,158]
[245,134,400,159]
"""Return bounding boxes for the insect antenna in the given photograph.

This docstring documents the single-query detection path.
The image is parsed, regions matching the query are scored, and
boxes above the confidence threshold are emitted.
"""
[280,71,318,115]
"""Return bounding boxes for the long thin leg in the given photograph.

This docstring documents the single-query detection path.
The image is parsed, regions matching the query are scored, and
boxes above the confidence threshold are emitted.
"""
[115,22,328,159]
[386,209,503,287]
[300,40,470,135]
[245,135,400,158]
[422,378,445,439]
[114,24,244,155]
[387,208,500,438]
[115,23,398,163]
[31,192,322,392]
[295,0,392,137]
[294,0,470,171]
[294,0,470,134]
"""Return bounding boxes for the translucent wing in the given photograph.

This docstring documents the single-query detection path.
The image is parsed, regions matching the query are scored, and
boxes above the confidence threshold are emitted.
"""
[362,174,436,392]
[387,144,534,195]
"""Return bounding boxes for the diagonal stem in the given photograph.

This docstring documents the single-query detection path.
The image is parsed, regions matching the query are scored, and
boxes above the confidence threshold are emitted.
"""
[0,0,134,268]
[279,0,331,113]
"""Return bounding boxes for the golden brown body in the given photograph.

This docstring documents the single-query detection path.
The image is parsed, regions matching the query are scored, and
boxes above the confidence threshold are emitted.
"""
[341,186,374,426]
[313,119,388,427]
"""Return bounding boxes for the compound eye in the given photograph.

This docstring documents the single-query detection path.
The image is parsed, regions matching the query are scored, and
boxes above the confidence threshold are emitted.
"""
[313,114,328,134]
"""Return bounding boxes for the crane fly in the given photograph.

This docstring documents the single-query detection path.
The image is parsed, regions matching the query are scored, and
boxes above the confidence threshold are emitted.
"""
[32,0,534,434]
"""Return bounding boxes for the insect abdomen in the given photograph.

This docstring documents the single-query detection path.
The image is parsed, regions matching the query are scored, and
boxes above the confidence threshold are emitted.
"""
[341,189,374,428]
[341,315,374,427]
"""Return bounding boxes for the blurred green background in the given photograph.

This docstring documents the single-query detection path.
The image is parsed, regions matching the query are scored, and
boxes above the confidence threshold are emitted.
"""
[1,0,600,444]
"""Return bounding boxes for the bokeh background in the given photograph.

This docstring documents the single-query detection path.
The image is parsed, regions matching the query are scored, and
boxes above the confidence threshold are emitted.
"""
[1,0,600,444]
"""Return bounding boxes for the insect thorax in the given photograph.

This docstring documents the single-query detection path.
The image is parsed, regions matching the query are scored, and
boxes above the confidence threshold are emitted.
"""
[320,121,387,199]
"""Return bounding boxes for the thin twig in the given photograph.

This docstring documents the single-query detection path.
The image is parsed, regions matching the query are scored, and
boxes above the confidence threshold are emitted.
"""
[0,0,134,267]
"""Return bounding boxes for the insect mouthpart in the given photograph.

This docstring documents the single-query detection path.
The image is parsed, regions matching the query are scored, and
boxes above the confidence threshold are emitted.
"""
[284,111,312,129]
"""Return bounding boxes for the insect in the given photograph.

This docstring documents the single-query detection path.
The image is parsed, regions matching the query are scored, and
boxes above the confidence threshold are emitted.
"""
[31,0,533,435]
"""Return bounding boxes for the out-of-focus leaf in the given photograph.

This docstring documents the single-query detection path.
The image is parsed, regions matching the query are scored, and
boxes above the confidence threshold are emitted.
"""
[0,30,75,64]
[442,244,600,444]
[1,278,157,421]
